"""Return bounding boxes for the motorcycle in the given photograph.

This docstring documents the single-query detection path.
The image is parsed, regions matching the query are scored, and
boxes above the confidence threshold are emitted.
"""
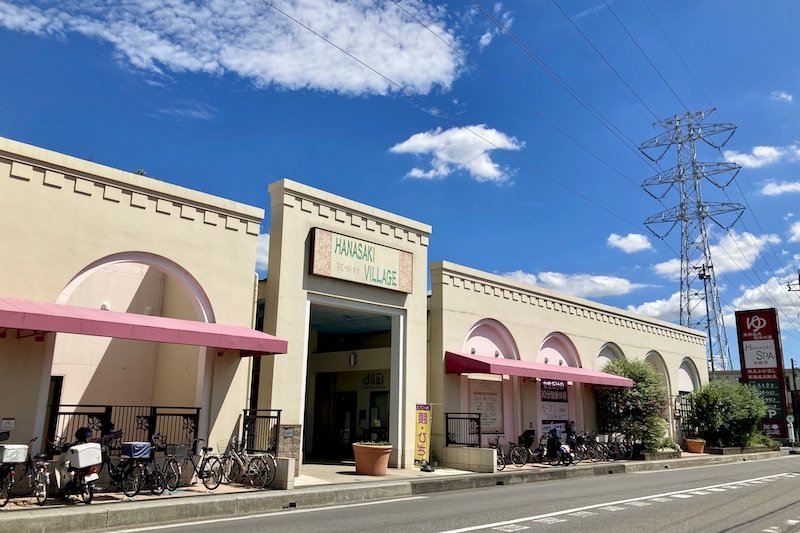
[56,428,102,504]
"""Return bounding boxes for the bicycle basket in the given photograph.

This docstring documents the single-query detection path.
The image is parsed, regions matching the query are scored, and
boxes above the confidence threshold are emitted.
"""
[166,443,191,458]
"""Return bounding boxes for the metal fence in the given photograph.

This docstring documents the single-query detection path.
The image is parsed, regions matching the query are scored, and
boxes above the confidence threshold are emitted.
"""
[50,404,200,456]
[445,412,481,447]
[242,409,281,456]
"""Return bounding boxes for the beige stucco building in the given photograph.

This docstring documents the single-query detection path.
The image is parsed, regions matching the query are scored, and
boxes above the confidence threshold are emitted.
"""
[1,136,708,478]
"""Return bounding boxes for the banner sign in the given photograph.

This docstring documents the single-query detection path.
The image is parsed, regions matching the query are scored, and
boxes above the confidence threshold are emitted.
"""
[310,228,413,293]
[469,379,503,433]
[541,380,568,434]
[414,403,431,466]
[735,308,788,438]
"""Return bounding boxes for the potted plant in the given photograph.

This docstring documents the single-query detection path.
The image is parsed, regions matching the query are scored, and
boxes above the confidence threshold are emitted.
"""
[683,434,705,453]
[352,441,393,476]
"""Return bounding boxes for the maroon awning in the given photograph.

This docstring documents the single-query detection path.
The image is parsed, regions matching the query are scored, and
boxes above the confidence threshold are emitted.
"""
[0,298,287,356]
[445,351,633,387]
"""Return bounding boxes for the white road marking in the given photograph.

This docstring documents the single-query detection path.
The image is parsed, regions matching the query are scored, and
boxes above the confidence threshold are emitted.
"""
[109,496,429,532]
[568,511,597,517]
[706,488,727,492]
[670,494,693,499]
[625,501,651,507]
[599,505,626,511]
[533,518,566,524]
[440,473,796,533]
[493,525,529,531]
[787,519,800,525]
[689,491,711,495]
[649,497,673,502]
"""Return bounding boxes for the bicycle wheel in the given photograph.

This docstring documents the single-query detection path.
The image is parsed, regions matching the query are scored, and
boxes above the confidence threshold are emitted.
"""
[495,449,506,471]
[122,463,142,497]
[0,468,12,507]
[163,459,180,491]
[509,446,528,467]
[201,456,223,490]
[246,456,268,489]
[263,453,277,487]
[546,453,560,466]
[33,468,48,506]
[150,468,166,496]
[93,460,113,492]
[222,456,241,484]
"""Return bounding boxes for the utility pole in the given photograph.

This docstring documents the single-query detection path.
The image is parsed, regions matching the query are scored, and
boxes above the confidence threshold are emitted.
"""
[788,270,800,292]
[639,109,744,373]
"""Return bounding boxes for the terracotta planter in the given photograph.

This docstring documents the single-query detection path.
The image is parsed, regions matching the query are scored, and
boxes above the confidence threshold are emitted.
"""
[352,443,393,475]
[684,438,705,453]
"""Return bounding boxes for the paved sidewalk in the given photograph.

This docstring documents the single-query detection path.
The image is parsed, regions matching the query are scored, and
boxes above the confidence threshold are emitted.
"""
[0,449,789,532]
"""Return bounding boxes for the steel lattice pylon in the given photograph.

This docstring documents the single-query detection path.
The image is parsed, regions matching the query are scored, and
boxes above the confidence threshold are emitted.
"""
[639,109,744,375]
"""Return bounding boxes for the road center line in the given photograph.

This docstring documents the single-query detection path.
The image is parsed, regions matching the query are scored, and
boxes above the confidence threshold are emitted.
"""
[439,473,794,533]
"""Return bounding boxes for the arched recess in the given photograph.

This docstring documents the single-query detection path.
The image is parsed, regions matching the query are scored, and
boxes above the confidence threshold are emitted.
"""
[460,319,521,445]
[49,251,215,414]
[644,350,673,437]
[677,358,701,393]
[537,332,581,368]
[463,318,520,360]
[596,342,625,371]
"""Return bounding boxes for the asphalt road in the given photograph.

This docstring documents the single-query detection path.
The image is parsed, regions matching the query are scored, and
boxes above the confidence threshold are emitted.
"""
[113,455,800,533]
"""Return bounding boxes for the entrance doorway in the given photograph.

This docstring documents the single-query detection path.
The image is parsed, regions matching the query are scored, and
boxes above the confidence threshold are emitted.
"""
[304,302,394,462]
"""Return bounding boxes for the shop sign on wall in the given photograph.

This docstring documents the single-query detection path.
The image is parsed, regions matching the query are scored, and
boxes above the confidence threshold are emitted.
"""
[414,403,431,465]
[469,379,503,433]
[736,308,788,438]
[360,371,388,390]
[310,228,413,293]
[540,380,568,430]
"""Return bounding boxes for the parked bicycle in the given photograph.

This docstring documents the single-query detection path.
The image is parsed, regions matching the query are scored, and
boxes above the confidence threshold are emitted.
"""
[488,435,506,471]
[219,436,270,488]
[162,438,223,491]
[12,437,51,505]
[0,435,29,507]
[93,430,142,497]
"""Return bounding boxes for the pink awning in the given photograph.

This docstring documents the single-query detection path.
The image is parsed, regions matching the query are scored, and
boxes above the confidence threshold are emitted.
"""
[0,298,287,356]
[445,351,633,387]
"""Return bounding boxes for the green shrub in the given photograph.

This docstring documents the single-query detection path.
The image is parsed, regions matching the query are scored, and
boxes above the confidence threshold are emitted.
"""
[657,437,681,451]
[595,359,668,453]
[685,380,766,447]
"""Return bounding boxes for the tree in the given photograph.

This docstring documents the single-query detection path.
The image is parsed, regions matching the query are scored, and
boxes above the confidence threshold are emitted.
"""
[685,380,766,447]
[595,359,667,453]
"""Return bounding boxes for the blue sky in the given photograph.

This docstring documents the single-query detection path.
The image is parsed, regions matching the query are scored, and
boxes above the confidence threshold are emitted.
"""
[2,0,800,370]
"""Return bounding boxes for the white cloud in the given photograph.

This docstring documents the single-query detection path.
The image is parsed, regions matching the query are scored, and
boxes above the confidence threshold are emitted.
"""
[723,144,800,169]
[0,1,463,96]
[790,221,800,243]
[711,230,780,273]
[503,270,646,298]
[255,233,269,276]
[607,233,652,253]
[390,125,523,183]
[761,181,800,196]
[627,292,681,322]
[771,90,793,103]
[653,258,681,280]
[731,277,800,332]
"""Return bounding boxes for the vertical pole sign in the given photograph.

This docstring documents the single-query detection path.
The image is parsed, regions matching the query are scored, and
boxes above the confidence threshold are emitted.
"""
[414,403,431,465]
[735,308,788,438]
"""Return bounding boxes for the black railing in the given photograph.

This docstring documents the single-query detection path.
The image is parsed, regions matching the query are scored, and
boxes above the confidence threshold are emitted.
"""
[50,404,200,456]
[445,412,481,447]
[242,409,281,456]
[677,393,694,433]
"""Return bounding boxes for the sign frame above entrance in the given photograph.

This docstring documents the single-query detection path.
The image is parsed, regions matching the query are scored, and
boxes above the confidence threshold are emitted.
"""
[310,228,413,293]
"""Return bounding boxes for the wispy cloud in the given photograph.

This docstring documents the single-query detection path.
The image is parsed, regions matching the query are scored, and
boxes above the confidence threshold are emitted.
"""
[575,2,607,19]
[0,1,464,96]
[790,221,800,243]
[155,101,219,122]
[607,233,652,253]
[504,270,647,298]
[390,125,524,183]
[723,144,800,169]
[477,3,513,50]
[255,233,269,276]
[770,90,793,103]
[761,181,800,196]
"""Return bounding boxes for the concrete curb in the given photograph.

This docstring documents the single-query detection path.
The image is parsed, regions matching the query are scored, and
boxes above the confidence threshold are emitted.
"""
[0,451,786,532]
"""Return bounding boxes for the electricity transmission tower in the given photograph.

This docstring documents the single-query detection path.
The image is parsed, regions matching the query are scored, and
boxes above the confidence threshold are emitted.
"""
[639,109,744,375]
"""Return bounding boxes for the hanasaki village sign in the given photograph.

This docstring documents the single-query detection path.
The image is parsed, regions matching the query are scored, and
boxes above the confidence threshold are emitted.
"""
[311,228,413,293]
